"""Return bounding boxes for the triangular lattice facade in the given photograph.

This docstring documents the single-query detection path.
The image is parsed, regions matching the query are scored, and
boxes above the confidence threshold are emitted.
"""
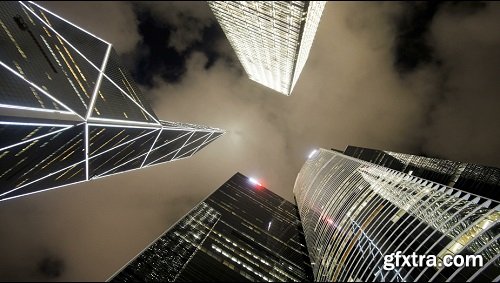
[0,1,224,201]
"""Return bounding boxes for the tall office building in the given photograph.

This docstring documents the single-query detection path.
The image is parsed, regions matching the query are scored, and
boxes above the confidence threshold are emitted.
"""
[294,148,499,282]
[344,145,500,201]
[208,1,326,95]
[0,2,223,201]
[110,173,313,282]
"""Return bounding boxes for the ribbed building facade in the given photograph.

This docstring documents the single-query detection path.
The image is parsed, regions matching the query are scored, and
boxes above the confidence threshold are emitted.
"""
[344,145,500,201]
[111,173,313,282]
[208,1,326,95]
[0,1,223,201]
[294,149,499,282]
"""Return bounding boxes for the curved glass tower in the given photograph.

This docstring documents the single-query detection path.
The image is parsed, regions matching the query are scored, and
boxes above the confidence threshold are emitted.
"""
[294,148,499,282]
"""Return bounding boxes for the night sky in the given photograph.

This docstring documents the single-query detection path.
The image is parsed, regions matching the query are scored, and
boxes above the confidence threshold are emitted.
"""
[1,1,500,281]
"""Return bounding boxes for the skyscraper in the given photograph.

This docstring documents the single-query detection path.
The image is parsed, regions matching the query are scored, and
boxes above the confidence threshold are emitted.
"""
[110,173,313,282]
[294,148,499,282]
[0,1,224,201]
[208,1,326,95]
[343,145,500,201]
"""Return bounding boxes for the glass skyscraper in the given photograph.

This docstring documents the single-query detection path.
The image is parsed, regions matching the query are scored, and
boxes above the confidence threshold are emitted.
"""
[110,173,313,282]
[344,145,500,201]
[208,1,326,95]
[294,148,499,282]
[0,2,224,201]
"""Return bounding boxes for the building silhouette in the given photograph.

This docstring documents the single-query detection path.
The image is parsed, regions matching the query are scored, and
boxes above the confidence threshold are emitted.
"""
[110,173,313,282]
[294,148,499,282]
[0,2,223,201]
[208,1,326,95]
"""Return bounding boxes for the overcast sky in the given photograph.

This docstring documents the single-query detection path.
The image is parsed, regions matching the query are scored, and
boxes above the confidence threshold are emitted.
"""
[1,1,500,281]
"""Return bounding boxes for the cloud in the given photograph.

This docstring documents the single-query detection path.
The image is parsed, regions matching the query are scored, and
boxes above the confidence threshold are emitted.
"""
[37,1,140,54]
[38,256,65,279]
[136,2,215,53]
[290,2,431,152]
[419,2,500,166]
[146,1,500,203]
[148,50,297,196]
[1,2,500,282]
[145,3,436,203]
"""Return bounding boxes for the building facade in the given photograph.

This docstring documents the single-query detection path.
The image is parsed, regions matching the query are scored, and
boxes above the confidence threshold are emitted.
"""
[110,173,313,282]
[208,1,326,95]
[0,2,223,201]
[294,148,499,282]
[344,146,500,201]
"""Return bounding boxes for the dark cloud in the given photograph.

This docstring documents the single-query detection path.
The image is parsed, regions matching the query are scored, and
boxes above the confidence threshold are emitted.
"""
[132,9,187,85]
[444,1,488,16]
[116,2,225,88]
[393,2,442,74]
[38,256,65,279]
[421,2,500,165]
[135,2,215,53]
[1,1,499,281]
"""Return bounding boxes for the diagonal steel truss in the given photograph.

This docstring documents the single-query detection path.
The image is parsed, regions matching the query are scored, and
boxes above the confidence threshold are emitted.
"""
[0,1,224,201]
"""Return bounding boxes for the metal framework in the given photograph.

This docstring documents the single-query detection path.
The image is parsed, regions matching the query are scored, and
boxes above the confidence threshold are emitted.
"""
[294,149,499,282]
[0,1,224,201]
